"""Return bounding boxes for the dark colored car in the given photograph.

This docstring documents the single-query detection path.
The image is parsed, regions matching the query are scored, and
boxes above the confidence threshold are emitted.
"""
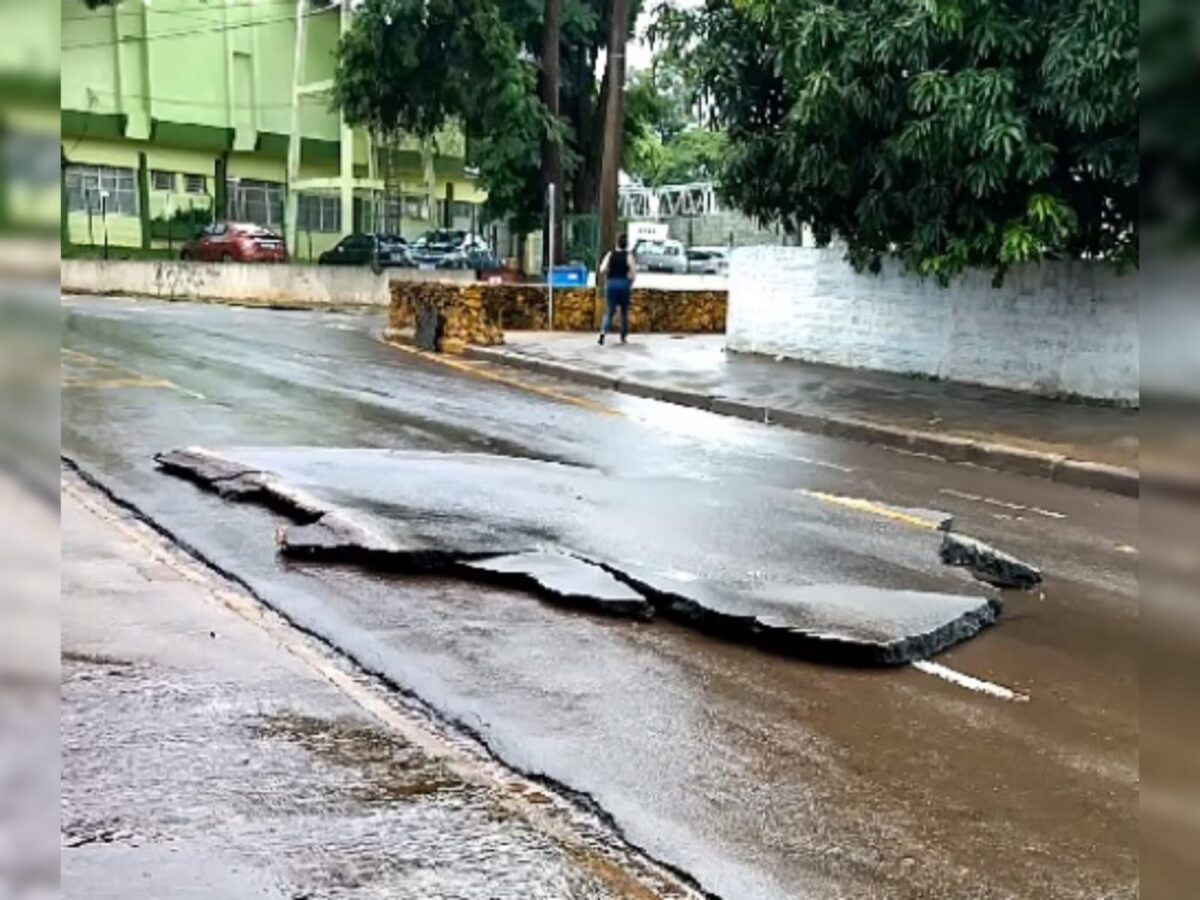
[317,233,412,271]
[181,222,288,263]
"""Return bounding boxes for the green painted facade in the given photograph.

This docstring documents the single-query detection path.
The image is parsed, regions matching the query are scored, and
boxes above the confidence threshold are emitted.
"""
[61,0,485,256]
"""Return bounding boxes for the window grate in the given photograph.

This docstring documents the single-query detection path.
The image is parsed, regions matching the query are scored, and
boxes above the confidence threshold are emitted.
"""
[65,165,139,216]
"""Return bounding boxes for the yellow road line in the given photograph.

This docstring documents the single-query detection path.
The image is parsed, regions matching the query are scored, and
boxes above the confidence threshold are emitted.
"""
[62,376,178,391]
[800,489,941,531]
[63,347,206,400]
[62,348,104,363]
[386,341,620,416]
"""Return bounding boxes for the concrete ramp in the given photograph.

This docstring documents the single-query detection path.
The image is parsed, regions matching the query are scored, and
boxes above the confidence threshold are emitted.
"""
[155,447,1014,666]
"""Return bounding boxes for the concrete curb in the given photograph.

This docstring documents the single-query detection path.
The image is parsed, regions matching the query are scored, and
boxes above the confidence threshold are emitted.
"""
[463,345,1139,498]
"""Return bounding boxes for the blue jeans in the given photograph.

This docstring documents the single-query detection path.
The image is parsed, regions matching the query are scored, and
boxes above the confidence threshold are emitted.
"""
[602,278,632,340]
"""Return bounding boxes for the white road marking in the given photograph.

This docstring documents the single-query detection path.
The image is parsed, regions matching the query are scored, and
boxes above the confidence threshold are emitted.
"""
[939,488,981,502]
[882,446,945,462]
[938,488,1065,520]
[982,496,1027,512]
[912,660,1029,702]
[785,454,854,473]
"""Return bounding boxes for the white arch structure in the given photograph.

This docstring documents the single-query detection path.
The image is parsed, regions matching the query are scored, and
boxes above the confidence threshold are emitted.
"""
[618,182,721,220]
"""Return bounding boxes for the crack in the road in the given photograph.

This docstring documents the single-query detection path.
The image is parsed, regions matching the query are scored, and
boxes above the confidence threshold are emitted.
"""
[59,454,722,900]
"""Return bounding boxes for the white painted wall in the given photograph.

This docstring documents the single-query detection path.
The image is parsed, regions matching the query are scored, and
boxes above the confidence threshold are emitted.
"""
[727,247,1138,403]
[61,260,474,307]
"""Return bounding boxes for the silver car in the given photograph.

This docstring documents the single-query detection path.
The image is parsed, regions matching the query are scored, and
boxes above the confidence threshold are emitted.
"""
[686,246,729,275]
[633,238,688,274]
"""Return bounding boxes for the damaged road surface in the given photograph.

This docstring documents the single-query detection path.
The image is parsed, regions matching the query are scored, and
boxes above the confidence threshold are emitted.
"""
[63,299,1139,900]
[156,446,1010,666]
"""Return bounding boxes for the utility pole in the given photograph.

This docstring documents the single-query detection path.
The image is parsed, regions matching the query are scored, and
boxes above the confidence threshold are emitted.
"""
[547,183,556,327]
[283,0,308,257]
[541,0,564,267]
[597,0,630,273]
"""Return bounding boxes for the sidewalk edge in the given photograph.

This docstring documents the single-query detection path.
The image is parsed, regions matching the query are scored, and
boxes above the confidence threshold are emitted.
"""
[466,345,1139,498]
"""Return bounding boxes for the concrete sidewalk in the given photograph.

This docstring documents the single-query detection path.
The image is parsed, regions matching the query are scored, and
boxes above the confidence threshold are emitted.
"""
[61,473,699,900]
[468,333,1139,496]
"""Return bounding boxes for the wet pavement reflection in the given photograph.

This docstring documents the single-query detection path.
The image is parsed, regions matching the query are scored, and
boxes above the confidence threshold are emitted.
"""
[61,298,1138,899]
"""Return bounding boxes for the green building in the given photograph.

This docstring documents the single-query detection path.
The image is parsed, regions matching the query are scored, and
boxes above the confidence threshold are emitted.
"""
[61,0,485,259]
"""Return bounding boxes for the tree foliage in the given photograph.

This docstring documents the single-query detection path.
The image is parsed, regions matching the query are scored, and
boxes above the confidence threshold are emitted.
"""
[1141,0,1200,247]
[655,0,1138,280]
[334,0,557,231]
[335,0,637,229]
[624,65,728,186]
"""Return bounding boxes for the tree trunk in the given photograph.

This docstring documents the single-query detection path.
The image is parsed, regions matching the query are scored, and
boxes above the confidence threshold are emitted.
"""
[574,57,605,215]
[541,0,564,267]
[597,0,631,268]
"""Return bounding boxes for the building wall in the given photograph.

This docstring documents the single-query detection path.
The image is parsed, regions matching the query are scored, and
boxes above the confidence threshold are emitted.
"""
[726,246,1139,403]
[60,0,484,250]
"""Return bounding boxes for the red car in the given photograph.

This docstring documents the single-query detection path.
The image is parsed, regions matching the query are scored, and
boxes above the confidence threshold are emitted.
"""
[181,222,289,263]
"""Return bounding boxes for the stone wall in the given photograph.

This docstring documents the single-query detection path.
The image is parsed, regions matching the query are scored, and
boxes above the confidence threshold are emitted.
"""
[390,281,727,349]
[727,247,1138,404]
[62,259,472,307]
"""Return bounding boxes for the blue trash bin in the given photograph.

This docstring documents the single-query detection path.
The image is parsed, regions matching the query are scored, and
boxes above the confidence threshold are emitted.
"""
[549,264,588,287]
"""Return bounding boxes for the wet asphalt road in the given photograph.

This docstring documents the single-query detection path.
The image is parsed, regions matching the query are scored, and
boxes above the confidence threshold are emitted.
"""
[61,297,1138,900]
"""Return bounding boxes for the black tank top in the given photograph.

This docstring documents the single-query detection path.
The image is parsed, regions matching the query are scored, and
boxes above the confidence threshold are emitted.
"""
[608,250,630,279]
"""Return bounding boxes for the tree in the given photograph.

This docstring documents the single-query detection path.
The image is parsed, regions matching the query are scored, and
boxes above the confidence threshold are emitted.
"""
[334,0,555,233]
[655,0,1138,281]
[542,0,565,263]
[624,65,728,186]
[597,0,633,261]
[335,0,638,234]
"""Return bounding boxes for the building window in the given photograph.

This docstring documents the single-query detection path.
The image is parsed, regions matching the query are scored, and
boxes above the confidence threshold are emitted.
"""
[298,194,341,233]
[65,165,139,216]
[151,170,176,192]
[184,173,207,195]
[402,195,429,220]
[226,178,284,228]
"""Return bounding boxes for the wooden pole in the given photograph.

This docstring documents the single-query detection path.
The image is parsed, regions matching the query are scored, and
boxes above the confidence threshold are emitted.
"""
[596,0,631,321]
[541,0,564,265]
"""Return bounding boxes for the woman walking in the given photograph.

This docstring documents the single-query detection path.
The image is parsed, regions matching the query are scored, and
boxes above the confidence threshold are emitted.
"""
[598,235,637,345]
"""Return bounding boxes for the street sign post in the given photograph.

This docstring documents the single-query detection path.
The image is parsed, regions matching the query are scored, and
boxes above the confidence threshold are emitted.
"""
[547,183,556,330]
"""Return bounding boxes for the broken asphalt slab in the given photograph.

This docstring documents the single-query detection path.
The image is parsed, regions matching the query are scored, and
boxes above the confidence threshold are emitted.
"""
[154,446,1024,666]
[463,552,653,619]
[939,532,1043,591]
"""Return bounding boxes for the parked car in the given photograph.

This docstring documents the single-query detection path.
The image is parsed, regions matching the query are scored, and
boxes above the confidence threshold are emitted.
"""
[181,222,288,263]
[317,233,412,270]
[436,247,503,272]
[633,238,688,274]
[686,246,730,276]
[411,229,491,268]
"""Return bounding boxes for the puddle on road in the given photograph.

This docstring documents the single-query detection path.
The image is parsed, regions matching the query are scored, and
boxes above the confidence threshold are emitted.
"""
[251,713,465,805]
[63,648,652,899]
